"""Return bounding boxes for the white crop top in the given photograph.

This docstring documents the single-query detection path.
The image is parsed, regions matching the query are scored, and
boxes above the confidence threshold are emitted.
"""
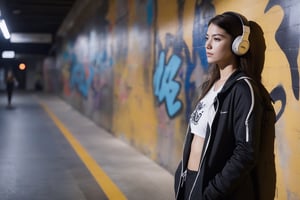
[189,85,223,138]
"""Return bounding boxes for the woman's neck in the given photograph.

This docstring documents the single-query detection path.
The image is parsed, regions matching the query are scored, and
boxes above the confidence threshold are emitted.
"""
[213,66,237,91]
[219,66,236,81]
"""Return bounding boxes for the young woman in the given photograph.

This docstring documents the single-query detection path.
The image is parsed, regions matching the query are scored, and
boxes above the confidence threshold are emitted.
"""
[174,12,276,200]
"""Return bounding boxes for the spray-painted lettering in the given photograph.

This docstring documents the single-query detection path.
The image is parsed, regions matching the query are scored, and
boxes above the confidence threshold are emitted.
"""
[153,51,182,118]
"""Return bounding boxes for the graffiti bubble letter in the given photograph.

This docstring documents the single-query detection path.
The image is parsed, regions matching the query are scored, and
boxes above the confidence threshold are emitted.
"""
[153,51,182,118]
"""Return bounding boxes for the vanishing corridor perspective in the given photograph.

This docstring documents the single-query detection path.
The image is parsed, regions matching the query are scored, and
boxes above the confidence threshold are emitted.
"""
[37,0,300,199]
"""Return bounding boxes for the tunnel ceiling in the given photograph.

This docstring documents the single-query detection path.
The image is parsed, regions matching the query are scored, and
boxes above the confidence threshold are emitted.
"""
[0,0,76,67]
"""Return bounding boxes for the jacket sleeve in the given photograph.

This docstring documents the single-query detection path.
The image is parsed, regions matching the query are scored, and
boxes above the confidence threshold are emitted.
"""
[203,80,263,199]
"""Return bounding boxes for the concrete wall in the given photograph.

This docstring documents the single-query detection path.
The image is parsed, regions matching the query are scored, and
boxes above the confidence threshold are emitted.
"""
[44,0,300,199]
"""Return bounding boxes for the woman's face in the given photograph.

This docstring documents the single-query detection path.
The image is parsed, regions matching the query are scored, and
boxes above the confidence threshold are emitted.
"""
[205,23,235,68]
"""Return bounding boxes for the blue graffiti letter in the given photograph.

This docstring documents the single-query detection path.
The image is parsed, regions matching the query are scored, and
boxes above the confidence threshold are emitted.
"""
[153,51,182,117]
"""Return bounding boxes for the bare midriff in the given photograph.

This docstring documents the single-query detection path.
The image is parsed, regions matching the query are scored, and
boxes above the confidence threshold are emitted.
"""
[187,135,205,171]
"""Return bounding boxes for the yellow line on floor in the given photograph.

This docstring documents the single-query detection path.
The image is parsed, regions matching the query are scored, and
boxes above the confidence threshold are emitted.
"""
[41,103,127,200]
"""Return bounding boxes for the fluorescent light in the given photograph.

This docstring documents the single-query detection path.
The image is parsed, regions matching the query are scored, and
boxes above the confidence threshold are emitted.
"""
[0,19,10,39]
[10,33,52,43]
[2,51,15,58]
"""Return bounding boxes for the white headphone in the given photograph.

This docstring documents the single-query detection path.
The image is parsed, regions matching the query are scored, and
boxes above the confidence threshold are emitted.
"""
[224,12,251,56]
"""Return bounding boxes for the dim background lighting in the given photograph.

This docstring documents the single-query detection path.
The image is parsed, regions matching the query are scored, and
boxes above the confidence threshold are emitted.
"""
[19,63,26,70]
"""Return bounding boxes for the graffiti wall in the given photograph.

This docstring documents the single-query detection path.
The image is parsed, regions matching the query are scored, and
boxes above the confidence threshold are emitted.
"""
[52,0,300,199]
[56,2,114,130]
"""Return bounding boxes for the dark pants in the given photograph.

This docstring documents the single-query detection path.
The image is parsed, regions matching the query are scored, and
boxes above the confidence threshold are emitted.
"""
[184,169,198,200]
[6,88,13,105]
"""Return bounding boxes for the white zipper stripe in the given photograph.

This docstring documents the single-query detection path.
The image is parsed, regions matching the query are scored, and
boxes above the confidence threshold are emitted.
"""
[241,78,254,142]
[175,124,190,199]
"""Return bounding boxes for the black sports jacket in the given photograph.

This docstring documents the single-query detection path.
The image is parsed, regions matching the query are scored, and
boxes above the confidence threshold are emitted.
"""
[174,70,274,200]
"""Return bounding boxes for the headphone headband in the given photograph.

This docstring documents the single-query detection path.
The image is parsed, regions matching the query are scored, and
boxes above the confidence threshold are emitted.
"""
[223,11,249,26]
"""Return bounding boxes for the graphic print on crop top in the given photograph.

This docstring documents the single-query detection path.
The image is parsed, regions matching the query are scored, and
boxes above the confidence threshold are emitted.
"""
[190,102,205,126]
[189,85,222,138]
[190,100,209,138]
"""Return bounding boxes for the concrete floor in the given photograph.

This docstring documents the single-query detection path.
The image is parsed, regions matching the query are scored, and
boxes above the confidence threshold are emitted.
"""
[0,92,174,200]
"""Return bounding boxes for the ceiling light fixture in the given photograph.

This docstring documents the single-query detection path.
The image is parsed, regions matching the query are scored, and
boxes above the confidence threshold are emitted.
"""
[10,33,52,43]
[2,50,15,59]
[0,19,10,39]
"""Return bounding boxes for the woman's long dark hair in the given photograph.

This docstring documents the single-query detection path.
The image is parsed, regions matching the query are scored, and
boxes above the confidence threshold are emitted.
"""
[198,12,266,100]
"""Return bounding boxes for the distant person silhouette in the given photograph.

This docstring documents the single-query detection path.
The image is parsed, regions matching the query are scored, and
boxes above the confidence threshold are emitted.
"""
[5,70,17,107]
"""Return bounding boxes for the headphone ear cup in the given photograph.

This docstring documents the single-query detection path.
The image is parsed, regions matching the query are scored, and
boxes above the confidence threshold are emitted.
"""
[232,35,250,56]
